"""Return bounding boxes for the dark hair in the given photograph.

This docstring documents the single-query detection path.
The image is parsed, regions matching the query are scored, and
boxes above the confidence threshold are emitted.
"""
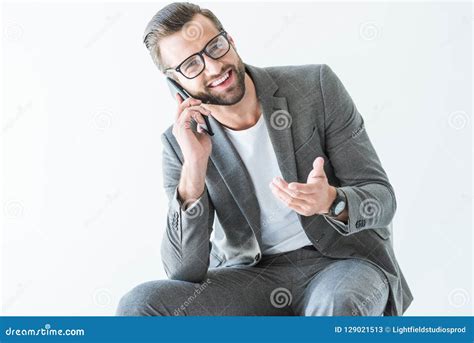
[143,2,224,72]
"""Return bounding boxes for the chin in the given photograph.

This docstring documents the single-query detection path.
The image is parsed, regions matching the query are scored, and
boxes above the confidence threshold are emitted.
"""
[194,85,244,106]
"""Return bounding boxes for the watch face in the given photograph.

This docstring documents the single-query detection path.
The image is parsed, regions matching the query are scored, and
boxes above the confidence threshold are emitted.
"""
[334,201,346,216]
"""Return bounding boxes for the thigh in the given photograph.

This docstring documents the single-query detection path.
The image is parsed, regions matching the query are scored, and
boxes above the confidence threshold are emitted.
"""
[116,264,294,316]
[293,259,389,316]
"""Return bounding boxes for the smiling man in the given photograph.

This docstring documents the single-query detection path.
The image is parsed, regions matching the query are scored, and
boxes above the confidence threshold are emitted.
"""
[116,2,413,316]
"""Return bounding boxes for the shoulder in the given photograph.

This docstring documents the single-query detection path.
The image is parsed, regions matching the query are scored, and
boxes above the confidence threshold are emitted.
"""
[260,64,338,91]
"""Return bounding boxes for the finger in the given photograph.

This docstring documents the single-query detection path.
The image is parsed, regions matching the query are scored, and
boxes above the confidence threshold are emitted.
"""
[310,157,326,179]
[175,98,202,120]
[176,107,210,128]
[274,178,322,205]
[179,105,210,122]
[287,181,319,194]
[178,108,210,128]
[270,181,309,207]
[187,105,211,117]
[271,177,294,196]
[177,110,204,129]
[191,113,206,126]
[179,96,201,107]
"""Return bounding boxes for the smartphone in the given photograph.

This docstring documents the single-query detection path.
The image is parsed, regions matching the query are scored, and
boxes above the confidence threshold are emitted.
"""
[166,77,214,136]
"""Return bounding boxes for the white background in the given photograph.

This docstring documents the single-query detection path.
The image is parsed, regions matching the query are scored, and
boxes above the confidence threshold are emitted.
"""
[1,1,472,316]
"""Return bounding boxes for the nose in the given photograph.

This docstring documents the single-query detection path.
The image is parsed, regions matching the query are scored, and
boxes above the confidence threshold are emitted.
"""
[202,54,224,77]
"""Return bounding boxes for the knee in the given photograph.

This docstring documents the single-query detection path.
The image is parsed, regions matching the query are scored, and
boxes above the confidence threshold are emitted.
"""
[306,286,386,316]
[331,288,365,316]
[115,280,170,316]
[328,286,388,316]
[304,287,356,316]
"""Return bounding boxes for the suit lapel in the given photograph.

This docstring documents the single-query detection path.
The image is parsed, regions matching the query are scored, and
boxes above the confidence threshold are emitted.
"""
[208,114,263,247]
[261,95,298,184]
[247,64,298,184]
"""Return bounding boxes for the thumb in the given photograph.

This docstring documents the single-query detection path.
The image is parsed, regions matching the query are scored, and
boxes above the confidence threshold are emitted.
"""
[308,157,326,180]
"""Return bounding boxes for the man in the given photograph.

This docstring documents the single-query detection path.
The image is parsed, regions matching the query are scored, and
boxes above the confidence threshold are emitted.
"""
[116,2,413,316]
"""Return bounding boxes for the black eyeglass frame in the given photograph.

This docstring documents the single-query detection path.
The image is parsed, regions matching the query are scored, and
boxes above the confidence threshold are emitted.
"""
[163,30,230,79]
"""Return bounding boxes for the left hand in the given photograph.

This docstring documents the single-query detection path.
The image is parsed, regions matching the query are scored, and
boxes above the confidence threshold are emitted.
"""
[269,157,336,216]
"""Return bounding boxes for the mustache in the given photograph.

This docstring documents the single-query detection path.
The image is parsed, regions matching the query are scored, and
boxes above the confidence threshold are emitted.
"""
[205,66,235,87]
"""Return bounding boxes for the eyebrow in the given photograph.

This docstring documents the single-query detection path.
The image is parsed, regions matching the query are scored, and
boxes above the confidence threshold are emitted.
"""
[167,31,221,70]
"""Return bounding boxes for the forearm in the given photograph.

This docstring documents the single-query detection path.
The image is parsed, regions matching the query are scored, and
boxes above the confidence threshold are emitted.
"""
[161,185,213,282]
[177,160,208,208]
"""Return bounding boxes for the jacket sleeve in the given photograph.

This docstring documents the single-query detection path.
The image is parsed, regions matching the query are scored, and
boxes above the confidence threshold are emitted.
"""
[160,133,215,282]
[319,64,397,236]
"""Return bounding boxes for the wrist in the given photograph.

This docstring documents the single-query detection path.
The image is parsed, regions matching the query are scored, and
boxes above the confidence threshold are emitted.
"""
[324,186,338,214]
[326,187,348,220]
[177,183,204,207]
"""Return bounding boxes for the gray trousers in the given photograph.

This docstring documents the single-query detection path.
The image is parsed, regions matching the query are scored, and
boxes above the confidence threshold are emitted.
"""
[116,245,389,316]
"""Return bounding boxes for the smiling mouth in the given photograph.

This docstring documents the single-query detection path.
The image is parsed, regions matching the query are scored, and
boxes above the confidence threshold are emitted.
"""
[208,69,233,88]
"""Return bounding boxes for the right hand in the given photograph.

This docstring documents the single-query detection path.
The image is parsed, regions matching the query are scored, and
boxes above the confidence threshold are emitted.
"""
[172,94,212,167]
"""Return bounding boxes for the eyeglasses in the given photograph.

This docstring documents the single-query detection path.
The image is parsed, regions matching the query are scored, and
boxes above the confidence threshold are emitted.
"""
[164,31,231,79]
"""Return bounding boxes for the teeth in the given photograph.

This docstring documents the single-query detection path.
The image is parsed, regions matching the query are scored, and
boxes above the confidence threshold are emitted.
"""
[210,72,230,87]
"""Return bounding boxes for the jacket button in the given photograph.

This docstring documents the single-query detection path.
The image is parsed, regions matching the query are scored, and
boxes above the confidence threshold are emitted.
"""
[255,253,261,261]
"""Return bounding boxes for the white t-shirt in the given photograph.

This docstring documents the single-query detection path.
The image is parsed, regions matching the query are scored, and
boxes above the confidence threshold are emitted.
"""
[223,113,313,254]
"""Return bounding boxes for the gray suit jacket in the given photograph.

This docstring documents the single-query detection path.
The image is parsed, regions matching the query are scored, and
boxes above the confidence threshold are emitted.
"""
[160,63,413,316]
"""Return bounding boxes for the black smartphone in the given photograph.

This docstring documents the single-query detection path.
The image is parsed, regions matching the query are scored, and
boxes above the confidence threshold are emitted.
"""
[166,77,214,136]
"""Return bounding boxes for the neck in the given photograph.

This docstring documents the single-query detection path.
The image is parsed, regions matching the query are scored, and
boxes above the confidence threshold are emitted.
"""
[205,72,261,131]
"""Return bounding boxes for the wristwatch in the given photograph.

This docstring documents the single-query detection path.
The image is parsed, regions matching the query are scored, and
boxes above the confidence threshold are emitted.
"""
[328,188,347,218]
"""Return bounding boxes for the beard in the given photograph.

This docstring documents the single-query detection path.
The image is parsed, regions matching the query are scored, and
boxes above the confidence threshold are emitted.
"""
[189,56,246,106]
